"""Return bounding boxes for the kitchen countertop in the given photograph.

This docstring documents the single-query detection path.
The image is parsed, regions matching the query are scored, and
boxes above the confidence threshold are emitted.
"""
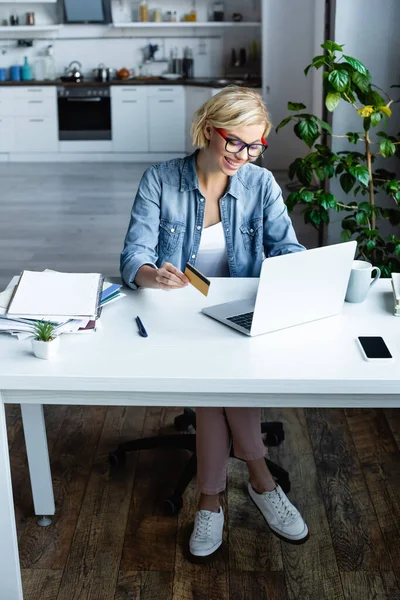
[0,77,262,88]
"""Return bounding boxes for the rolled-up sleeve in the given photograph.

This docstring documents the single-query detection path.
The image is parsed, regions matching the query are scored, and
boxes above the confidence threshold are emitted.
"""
[120,167,161,289]
[263,173,306,256]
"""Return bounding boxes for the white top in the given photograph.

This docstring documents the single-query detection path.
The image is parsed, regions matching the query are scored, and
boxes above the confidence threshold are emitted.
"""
[195,221,230,277]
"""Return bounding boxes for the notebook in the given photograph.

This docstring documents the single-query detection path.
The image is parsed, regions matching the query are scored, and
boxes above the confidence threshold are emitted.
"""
[7,270,104,321]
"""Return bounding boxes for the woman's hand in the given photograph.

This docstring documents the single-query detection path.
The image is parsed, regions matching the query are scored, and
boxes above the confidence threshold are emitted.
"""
[155,262,190,291]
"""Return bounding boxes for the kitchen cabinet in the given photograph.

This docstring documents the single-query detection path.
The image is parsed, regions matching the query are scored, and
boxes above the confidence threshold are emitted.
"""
[0,88,15,152]
[9,86,58,153]
[0,117,14,152]
[111,86,148,152]
[148,87,185,153]
[14,117,57,152]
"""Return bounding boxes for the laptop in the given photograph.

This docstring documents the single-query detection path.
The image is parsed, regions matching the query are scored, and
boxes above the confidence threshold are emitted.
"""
[201,241,357,337]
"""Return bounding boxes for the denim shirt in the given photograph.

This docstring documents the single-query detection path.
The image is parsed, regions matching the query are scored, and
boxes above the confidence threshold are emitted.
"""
[121,150,305,289]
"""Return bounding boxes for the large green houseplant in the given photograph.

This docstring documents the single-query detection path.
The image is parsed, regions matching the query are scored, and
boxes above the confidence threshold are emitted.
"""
[276,40,400,277]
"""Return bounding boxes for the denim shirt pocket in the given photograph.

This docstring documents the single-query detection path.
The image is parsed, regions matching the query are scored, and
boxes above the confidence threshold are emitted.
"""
[240,217,263,255]
[159,218,186,258]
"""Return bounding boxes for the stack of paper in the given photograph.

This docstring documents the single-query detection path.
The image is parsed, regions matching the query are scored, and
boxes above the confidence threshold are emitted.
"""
[392,273,400,316]
[0,270,125,340]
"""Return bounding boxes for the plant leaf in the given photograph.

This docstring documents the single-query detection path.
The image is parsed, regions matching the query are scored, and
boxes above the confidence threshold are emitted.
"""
[349,165,370,187]
[351,71,371,93]
[300,190,314,203]
[366,90,386,107]
[313,116,332,135]
[371,112,382,127]
[356,211,369,225]
[328,69,350,92]
[325,92,341,112]
[321,40,344,54]
[275,116,292,133]
[340,173,356,193]
[294,120,319,148]
[379,139,396,158]
[341,229,353,242]
[288,102,306,111]
[343,55,368,75]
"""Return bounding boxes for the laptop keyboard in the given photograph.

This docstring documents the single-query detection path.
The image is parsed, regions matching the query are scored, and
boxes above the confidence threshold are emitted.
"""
[227,311,254,331]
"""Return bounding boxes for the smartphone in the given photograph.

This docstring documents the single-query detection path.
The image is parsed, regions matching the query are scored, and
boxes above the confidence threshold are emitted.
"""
[357,336,394,362]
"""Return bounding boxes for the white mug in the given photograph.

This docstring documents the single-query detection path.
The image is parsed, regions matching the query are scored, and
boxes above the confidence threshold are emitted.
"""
[345,260,381,303]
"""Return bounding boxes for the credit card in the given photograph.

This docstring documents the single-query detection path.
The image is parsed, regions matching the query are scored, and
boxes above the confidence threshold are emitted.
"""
[184,262,210,296]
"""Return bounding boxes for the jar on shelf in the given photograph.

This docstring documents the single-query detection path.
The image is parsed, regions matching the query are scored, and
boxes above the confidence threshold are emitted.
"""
[152,8,162,22]
[139,0,149,22]
[212,2,224,21]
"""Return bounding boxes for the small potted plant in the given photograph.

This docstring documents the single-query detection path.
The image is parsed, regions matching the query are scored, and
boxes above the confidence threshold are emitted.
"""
[32,321,60,360]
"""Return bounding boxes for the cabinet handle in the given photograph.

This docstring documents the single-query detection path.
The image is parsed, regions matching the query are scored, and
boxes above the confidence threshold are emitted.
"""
[158,99,174,103]
[158,88,174,91]
[29,118,44,122]
[27,89,42,93]
[122,100,137,103]
[122,89,137,92]
[28,100,43,104]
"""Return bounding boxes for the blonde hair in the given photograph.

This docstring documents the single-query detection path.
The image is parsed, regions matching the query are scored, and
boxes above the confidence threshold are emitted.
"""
[191,85,271,148]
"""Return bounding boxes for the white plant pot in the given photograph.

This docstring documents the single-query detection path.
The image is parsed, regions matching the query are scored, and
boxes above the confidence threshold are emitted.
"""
[31,336,60,360]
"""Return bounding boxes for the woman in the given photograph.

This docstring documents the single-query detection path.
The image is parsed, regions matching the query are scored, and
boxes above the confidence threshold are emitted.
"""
[120,86,309,557]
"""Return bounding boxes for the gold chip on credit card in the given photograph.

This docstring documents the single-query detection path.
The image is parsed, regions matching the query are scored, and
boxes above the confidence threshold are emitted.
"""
[184,262,210,296]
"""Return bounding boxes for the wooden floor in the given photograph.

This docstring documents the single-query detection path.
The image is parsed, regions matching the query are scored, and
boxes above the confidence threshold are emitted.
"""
[1,163,399,599]
[6,404,400,600]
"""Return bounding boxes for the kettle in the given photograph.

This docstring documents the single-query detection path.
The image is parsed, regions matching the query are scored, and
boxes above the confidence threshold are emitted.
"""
[93,63,107,82]
[63,60,83,82]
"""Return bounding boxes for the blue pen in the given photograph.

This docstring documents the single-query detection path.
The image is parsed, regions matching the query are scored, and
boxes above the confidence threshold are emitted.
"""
[136,316,148,337]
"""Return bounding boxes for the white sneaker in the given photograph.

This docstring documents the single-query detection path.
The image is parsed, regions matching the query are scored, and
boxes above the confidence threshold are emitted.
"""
[248,482,309,543]
[189,508,224,557]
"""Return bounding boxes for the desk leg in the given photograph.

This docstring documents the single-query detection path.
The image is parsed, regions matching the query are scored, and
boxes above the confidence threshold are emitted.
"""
[0,396,24,599]
[21,404,55,523]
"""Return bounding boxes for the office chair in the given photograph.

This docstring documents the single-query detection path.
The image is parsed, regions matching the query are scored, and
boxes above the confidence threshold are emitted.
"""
[109,408,290,515]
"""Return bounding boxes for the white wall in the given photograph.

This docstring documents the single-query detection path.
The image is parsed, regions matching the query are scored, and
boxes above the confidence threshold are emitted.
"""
[261,0,324,171]
[328,0,400,244]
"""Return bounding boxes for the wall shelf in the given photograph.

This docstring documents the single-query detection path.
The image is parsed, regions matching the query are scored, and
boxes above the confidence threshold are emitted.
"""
[112,22,261,28]
[0,25,61,32]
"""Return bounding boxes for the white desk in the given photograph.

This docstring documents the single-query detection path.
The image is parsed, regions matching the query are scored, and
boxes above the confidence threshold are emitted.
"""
[1,278,399,599]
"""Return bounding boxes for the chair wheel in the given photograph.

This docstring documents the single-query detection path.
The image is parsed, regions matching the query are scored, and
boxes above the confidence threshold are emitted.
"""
[163,495,183,515]
[108,450,126,467]
[264,433,281,447]
[174,414,191,432]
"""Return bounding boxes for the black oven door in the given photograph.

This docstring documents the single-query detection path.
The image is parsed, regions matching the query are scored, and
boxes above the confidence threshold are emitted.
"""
[58,96,112,141]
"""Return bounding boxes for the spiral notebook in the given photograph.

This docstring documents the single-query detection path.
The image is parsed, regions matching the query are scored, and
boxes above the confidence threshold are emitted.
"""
[7,270,104,321]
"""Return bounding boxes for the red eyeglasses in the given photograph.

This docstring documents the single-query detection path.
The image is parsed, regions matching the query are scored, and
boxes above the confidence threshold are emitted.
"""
[214,126,268,158]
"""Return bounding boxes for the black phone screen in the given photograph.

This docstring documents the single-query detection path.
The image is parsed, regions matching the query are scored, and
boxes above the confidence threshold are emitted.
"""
[358,336,392,359]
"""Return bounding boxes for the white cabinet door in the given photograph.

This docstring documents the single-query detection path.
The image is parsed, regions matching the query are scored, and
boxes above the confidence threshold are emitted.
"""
[148,96,185,152]
[111,87,148,152]
[14,117,57,152]
[0,117,14,152]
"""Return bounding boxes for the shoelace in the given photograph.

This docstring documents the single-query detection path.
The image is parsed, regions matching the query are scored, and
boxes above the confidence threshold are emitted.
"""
[193,511,214,539]
[268,488,298,524]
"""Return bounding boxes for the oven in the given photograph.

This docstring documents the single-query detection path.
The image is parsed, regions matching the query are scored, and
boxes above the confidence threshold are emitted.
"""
[57,85,112,151]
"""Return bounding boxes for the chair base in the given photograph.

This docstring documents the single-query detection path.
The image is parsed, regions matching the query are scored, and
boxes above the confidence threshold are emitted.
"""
[109,408,290,515]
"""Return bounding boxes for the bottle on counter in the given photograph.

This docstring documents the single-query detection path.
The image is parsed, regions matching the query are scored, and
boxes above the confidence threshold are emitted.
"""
[139,0,149,22]
[21,56,33,81]
[44,44,56,81]
[182,47,194,79]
